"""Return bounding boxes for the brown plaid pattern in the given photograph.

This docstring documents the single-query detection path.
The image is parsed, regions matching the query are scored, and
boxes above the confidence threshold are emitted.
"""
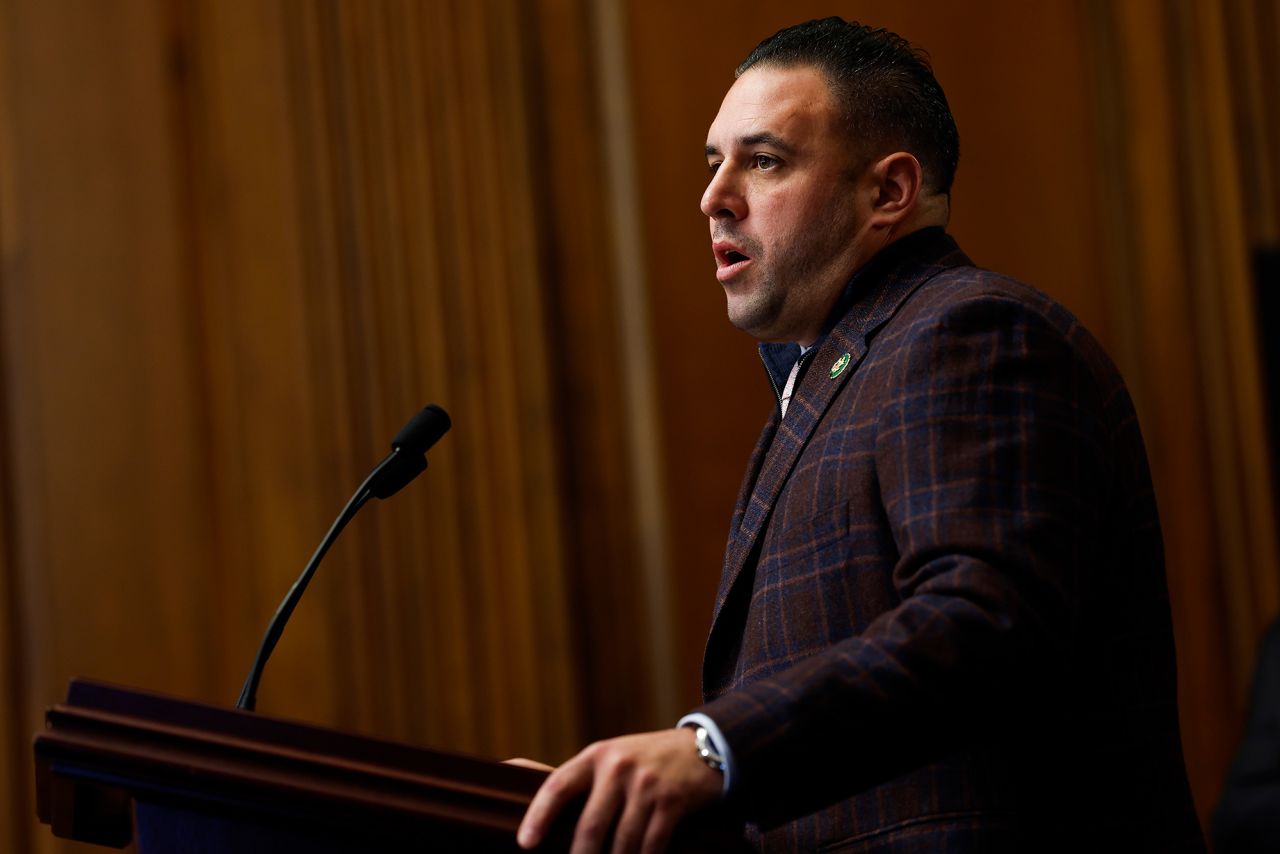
[697,231,1204,852]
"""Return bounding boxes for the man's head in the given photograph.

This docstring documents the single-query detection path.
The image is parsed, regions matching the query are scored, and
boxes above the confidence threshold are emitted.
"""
[738,18,959,198]
[702,19,957,345]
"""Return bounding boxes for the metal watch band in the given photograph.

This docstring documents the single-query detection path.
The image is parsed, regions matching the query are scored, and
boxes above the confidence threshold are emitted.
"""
[693,726,726,773]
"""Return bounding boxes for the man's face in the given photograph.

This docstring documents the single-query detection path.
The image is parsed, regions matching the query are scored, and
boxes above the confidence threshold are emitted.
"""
[702,65,869,345]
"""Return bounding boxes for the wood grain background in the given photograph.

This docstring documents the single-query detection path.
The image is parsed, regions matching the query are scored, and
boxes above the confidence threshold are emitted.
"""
[2,1,1277,850]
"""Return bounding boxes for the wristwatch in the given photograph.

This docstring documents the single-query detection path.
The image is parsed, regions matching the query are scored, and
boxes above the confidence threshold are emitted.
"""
[692,726,726,774]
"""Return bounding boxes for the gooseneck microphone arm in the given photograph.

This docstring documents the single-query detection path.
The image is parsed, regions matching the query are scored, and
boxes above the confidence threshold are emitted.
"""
[236,404,451,712]
[235,456,382,712]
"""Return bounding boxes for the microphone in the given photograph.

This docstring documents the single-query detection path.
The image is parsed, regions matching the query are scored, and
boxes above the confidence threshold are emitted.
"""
[236,405,452,711]
[369,404,452,499]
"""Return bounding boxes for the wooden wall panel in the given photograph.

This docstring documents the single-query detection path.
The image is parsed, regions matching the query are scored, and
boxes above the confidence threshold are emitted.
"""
[0,0,26,846]
[1222,0,1280,247]
[0,1,219,850]
[176,0,343,726]
[521,0,675,738]
[0,0,217,698]
[1086,0,1280,822]
[2,0,656,847]
[175,0,592,757]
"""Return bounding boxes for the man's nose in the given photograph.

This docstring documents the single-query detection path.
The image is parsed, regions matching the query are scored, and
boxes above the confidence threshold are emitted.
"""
[700,168,745,220]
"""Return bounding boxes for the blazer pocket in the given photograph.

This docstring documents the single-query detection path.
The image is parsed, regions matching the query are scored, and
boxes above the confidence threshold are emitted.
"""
[767,500,853,563]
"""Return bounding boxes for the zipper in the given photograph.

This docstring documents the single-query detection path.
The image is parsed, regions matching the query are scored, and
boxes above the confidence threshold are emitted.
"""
[759,348,813,414]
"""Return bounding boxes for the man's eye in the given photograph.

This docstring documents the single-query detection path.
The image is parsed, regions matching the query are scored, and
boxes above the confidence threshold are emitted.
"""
[754,154,779,170]
[708,161,722,175]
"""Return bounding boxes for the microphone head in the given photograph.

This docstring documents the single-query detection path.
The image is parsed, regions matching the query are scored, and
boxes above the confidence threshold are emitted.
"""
[392,404,451,456]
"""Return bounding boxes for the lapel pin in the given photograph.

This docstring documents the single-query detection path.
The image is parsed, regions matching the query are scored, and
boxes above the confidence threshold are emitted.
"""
[830,352,851,378]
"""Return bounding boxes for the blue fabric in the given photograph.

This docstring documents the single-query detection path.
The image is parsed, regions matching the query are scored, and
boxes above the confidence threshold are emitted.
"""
[759,341,802,402]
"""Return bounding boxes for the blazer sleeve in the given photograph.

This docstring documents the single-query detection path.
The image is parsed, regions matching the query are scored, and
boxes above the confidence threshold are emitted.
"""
[694,291,1122,826]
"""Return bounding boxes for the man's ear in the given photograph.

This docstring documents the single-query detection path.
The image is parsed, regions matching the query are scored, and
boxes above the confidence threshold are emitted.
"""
[867,151,923,226]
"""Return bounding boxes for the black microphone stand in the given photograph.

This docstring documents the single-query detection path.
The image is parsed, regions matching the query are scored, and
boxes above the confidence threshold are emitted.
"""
[236,405,447,712]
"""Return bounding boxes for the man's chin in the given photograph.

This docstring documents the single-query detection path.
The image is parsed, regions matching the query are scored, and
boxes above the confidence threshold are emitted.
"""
[725,301,781,340]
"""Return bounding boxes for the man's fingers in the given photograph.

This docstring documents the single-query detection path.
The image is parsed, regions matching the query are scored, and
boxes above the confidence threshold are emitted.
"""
[570,756,626,854]
[610,777,655,854]
[518,754,592,849]
[504,757,556,772]
[639,807,676,854]
[518,731,718,851]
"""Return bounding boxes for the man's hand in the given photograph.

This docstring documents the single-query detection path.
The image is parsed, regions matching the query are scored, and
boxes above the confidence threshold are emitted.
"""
[516,727,722,854]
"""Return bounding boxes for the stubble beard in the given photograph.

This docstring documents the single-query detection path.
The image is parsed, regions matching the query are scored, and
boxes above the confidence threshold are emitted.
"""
[725,266,784,339]
[723,220,856,342]
[715,228,777,338]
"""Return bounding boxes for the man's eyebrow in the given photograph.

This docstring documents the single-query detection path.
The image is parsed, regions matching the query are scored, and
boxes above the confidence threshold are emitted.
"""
[740,132,796,153]
[705,133,797,159]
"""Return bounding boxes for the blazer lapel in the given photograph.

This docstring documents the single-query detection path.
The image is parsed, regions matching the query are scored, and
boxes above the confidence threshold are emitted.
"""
[711,325,866,626]
[705,232,974,650]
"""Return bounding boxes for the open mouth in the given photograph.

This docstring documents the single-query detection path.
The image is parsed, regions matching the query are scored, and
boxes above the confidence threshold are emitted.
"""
[714,241,753,267]
[712,240,754,282]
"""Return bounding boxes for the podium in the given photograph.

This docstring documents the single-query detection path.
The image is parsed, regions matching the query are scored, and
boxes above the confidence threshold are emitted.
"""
[34,679,745,852]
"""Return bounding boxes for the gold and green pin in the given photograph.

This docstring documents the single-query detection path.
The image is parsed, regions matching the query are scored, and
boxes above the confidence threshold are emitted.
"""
[830,352,851,378]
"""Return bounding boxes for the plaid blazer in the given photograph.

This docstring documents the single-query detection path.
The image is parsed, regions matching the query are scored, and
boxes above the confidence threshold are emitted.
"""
[696,230,1203,852]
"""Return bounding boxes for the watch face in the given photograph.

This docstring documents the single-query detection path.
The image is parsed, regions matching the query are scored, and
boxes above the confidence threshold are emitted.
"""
[694,727,725,769]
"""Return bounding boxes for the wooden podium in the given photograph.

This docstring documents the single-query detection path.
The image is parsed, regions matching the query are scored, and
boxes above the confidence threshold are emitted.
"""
[34,679,745,852]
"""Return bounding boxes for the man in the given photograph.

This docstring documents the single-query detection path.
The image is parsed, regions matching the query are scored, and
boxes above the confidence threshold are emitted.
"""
[518,18,1204,853]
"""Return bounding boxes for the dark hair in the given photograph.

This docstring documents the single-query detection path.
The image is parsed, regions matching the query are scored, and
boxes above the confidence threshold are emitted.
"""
[737,18,959,195]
